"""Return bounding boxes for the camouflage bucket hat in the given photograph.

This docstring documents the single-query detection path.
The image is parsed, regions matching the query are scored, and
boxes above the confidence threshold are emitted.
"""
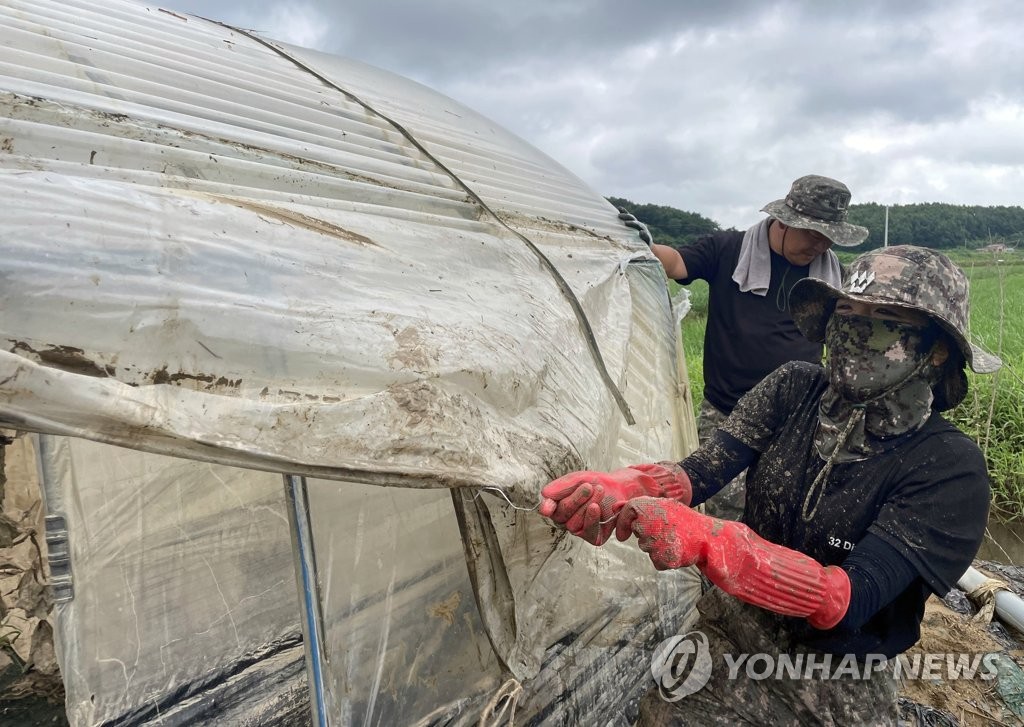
[790,245,1002,377]
[761,175,869,247]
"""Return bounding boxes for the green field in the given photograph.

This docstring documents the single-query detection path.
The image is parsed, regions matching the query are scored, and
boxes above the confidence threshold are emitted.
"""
[675,249,1024,521]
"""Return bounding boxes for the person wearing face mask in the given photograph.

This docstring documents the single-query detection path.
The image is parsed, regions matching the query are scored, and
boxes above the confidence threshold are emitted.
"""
[621,175,869,521]
[538,246,1000,725]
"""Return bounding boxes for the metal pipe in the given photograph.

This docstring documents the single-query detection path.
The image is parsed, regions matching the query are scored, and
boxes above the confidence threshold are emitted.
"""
[35,434,74,603]
[958,565,1024,634]
[284,474,330,727]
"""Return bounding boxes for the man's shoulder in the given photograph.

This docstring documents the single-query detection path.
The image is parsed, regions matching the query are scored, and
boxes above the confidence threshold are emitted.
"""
[916,413,987,460]
[692,229,744,248]
[681,229,744,270]
[775,360,826,383]
[752,361,826,403]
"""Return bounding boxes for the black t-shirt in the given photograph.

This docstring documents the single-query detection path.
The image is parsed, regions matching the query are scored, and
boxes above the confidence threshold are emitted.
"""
[687,362,991,658]
[677,231,824,414]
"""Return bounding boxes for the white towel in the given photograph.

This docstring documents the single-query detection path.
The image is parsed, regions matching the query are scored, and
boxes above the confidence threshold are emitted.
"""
[731,219,843,296]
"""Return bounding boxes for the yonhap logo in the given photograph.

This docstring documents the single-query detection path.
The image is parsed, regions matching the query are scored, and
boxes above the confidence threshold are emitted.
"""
[651,631,714,701]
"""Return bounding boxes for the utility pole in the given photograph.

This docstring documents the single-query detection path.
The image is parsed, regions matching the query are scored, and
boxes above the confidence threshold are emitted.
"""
[883,205,889,248]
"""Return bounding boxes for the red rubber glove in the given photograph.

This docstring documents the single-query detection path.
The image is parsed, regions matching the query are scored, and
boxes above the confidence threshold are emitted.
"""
[616,497,851,630]
[538,463,691,546]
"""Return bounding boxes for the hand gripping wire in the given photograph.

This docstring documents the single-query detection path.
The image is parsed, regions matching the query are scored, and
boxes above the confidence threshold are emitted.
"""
[474,485,619,525]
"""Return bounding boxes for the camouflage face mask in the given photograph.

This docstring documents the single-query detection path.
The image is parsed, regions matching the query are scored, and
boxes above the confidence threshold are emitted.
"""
[824,314,934,402]
[816,313,940,465]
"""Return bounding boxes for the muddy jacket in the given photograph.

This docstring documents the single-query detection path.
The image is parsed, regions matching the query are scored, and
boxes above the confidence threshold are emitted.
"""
[682,361,990,658]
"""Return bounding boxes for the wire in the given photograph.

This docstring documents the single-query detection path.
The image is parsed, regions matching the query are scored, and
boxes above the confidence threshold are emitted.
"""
[472,486,539,512]
[199,18,636,426]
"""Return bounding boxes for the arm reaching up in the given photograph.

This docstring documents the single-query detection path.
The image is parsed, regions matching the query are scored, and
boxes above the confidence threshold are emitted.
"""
[650,243,688,279]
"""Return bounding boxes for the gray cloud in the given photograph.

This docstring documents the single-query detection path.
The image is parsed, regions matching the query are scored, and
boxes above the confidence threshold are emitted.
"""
[165,0,1024,229]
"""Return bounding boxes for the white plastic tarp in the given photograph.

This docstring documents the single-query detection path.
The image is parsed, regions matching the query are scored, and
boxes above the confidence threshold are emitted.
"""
[0,0,701,724]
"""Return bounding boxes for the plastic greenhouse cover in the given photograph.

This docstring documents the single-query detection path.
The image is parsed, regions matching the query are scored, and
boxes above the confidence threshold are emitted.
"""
[36,434,699,726]
[0,0,702,724]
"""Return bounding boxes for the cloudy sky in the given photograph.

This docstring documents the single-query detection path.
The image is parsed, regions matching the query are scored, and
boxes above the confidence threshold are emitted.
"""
[163,0,1024,230]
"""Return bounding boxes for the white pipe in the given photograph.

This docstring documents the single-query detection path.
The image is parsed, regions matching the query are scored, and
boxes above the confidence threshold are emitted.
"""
[958,566,1024,633]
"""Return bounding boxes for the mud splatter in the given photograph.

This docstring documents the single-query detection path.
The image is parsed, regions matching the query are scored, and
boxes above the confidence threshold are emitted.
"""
[150,367,240,388]
[389,325,439,371]
[8,341,114,377]
[227,199,378,246]
[427,592,461,626]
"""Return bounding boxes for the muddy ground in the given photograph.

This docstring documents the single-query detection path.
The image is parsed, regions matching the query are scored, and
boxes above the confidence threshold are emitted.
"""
[900,561,1024,726]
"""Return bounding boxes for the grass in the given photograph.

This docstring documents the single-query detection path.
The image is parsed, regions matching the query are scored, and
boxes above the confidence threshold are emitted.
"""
[674,278,708,409]
[946,251,1024,520]
[675,250,1024,521]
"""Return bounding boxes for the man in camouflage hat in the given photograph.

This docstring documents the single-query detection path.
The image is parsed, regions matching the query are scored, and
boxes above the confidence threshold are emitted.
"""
[621,175,869,520]
[539,245,998,725]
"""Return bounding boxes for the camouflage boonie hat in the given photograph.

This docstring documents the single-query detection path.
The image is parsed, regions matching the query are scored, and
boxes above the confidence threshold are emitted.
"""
[761,175,869,247]
[790,245,1002,376]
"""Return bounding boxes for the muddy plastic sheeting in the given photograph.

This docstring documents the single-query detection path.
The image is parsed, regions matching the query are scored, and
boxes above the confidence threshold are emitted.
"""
[0,1,701,723]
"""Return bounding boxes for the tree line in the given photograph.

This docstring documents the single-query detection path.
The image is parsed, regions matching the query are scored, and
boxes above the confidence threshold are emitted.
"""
[609,196,1024,251]
[607,197,721,248]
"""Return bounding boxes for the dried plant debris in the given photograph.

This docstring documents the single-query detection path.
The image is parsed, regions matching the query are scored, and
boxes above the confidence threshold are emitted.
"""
[0,432,63,712]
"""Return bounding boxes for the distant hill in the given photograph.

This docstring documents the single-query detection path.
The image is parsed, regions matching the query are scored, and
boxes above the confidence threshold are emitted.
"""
[847,203,1024,250]
[610,197,1024,251]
